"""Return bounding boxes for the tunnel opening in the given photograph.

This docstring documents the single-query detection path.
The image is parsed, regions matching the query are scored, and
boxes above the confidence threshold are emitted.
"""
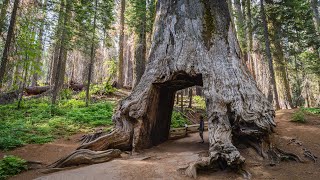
[148,72,204,146]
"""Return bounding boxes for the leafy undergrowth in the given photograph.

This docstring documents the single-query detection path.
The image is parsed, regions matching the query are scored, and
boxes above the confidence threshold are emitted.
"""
[290,108,320,123]
[0,98,114,150]
[0,155,27,180]
[302,107,320,115]
[171,111,191,128]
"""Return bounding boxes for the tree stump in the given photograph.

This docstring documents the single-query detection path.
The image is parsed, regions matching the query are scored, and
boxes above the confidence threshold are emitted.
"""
[57,0,287,177]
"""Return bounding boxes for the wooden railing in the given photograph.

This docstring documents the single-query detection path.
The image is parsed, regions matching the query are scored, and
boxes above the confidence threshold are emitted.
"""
[169,122,208,140]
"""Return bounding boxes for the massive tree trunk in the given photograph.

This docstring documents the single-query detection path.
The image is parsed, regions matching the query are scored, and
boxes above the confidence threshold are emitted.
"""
[0,0,20,88]
[71,0,282,177]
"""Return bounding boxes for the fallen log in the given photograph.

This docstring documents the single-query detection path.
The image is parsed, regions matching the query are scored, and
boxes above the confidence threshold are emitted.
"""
[25,86,51,95]
[69,83,84,91]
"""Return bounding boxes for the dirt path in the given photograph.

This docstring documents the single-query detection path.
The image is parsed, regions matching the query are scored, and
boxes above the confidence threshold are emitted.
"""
[3,109,320,180]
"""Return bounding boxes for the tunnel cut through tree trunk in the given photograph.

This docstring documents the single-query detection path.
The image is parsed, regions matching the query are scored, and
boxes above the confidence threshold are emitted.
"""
[49,0,301,177]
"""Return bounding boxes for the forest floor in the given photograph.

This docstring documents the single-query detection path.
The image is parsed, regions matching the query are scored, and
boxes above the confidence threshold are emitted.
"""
[2,109,319,180]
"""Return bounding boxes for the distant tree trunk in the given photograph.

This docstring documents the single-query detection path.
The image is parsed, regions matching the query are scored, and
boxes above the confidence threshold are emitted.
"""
[52,0,71,105]
[246,0,255,79]
[311,0,320,33]
[85,0,98,107]
[176,91,179,104]
[0,0,10,35]
[180,91,183,112]
[0,0,20,88]
[117,0,125,88]
[32,0,48,86]
[188,88,192,108]
[17,54,29,109]
[269,18,293,109]
[227,0,236,30]
[133,2,147,87]
[123,35,134,87]
[234,0,247,59]
[195,86,202,96]
[50,1,65,86]
[260,0,280,110]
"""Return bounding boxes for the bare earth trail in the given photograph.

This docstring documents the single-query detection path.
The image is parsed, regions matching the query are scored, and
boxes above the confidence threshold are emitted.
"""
[4,109,320,180]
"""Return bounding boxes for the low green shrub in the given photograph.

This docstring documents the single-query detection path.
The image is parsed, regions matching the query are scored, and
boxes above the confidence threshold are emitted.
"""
[0,155,27,180]
[171,111,190,128]
[59,88,73,100]
[90,82,116,96]
[77,90,87,100]
[59,99,86,108]
[291,110,306,123]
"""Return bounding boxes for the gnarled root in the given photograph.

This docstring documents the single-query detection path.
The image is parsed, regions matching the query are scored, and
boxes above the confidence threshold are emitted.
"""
[303,148,318,163]
[179,144,245,179]
[79,130,105,145]
[44,149,121,173]
[78,129,131,151]
[178,157,211,179]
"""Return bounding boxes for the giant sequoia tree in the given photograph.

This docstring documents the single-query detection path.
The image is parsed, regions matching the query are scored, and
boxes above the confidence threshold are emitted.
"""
[50,0,296,177]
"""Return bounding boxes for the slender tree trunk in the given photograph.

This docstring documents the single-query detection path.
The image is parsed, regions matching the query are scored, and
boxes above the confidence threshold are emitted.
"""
[227,0,236,32]
[246,0,255,79]
[133,1,147,87]
[176,91,179,105]
[0,0,20,88]
[269,19,293,109]
[0,0,9,35]
[117,0,125,88]
[32,0,48,86]
[85,0,98,107]
[17,54,29,109]
[50,0,65,86]
[311,0,320,33]
[180,91,183,112]
[260,0,280,110]
[188,88,192,108]
[52,0,70,106]
[234,0,247,58]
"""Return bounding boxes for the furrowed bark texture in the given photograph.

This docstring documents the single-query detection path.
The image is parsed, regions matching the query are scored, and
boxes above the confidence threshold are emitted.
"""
[79,0,275,174]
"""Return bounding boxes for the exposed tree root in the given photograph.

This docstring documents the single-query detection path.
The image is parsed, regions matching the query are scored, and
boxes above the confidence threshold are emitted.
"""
[303,148,318,163]
[26,161,44,170]
[276,147,303,162]
[78,129,131,151]
[178,157,211,179]
[178,137,304,179]
[43,149,121,173]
